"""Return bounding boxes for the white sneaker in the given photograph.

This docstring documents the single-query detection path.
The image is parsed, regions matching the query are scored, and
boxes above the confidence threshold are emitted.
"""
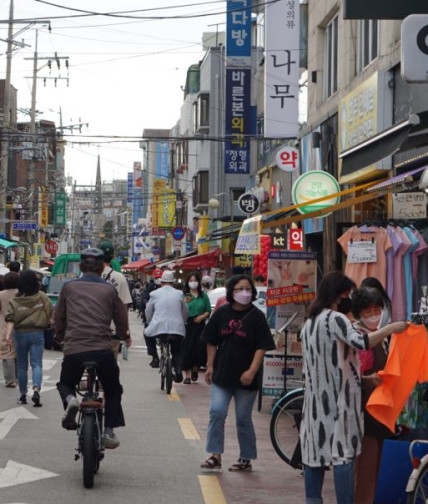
[62,397,79,430]
[102,433,120,449]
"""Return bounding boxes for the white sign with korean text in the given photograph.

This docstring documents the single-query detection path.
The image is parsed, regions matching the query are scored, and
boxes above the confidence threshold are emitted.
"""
[264,0,300,138]
[276,146,299,172]
[392,192,427,219]
[262,353,303,397]
[348,240,377,264]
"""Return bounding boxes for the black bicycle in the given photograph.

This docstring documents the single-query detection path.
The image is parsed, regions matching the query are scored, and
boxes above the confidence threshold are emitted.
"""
[159,336,174,395]
[75,362,104,488]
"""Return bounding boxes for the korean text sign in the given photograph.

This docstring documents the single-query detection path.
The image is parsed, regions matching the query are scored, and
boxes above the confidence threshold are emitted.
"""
[54,192,66,226]
[264,0,300,137]
[226,0,252,57]
[127,172,133,204]
[235,215,261,254]
[225,68,251,174]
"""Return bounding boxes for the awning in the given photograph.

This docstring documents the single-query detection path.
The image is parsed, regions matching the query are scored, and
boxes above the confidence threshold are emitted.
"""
[173,248,221,270]
[339,111,428,181]
[366,166,427,192]
[141,250,198,274]
[0,238,19,249]
[122,259,151,272]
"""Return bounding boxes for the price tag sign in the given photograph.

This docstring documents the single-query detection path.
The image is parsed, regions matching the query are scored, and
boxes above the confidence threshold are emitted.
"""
[348,240,377,264]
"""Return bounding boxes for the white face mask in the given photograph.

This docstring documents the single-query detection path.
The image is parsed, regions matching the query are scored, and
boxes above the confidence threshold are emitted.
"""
[188,281,198,290]
[361,314,381,330]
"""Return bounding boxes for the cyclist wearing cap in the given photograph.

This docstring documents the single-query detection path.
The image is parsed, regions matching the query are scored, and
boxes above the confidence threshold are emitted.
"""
[55,248,131,449]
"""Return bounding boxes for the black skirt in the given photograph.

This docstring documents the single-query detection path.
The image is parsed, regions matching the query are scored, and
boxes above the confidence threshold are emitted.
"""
[181,318,207,370]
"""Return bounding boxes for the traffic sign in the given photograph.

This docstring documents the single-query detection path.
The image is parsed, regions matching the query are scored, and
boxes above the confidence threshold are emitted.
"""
[172,227,185,241]
[152,245,160,255]
[12,221,37,231]
[45,240,59,254]
[238,193,260,214]
[402,15,428,82]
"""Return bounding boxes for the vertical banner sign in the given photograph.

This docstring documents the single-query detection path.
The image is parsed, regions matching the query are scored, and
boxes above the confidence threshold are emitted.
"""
[226,0,252,57]
[152,179,167,235]
[264,0,300,137]
[54,192,66,226]
[127,172,133,204]
[225,68,251,174]
[38,191,48,228]
[133,162,143,229]
[156,142,170,181]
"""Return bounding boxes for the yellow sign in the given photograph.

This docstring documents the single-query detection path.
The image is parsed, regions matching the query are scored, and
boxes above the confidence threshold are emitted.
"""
[153,188,176,229]
[338,72,392,184]
[38,191,48,228]
[235,215,262,255]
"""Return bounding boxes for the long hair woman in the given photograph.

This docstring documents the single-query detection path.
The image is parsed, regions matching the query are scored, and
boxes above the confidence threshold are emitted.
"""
[5,270,53,406]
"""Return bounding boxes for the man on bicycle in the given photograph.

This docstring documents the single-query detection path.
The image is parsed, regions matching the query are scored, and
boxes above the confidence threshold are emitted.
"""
[55,248,131,449]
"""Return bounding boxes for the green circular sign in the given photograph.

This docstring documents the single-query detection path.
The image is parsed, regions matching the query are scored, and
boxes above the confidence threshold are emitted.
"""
[292,171,341,215]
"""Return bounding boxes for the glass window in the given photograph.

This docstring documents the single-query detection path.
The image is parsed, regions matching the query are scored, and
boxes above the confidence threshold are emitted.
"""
[198,93,209,127]
[324,15,338,99]
[357,20,378,72]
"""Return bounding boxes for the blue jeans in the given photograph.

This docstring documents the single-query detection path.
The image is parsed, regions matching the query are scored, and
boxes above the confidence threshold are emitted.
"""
[14,330,44,395]
[304,462,355,504]
[206,383,257,460]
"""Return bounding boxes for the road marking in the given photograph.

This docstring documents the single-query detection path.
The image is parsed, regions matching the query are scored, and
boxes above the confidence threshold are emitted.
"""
[0,407,38,440]
[167,388,180,401]
[177,418,200,440]
[0,460,58,488]
[42,359,59,371]
[198,475,227,504]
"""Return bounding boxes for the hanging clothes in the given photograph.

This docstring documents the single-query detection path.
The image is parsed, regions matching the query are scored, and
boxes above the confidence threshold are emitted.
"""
[391,228,411,322]
[385,225,405,300]
[402,228,419,320]
[366,323,428,432]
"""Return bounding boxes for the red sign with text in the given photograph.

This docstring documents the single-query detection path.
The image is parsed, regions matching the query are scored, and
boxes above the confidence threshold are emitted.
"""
[45,240,58,254]
[288,229,304,250]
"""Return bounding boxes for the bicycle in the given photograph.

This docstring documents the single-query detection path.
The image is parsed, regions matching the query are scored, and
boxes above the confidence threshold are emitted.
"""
[159,336,174,395]
[75,362,104,489]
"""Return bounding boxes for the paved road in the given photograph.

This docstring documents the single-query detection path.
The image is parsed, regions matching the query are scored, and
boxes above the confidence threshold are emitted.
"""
[0,311,334,503]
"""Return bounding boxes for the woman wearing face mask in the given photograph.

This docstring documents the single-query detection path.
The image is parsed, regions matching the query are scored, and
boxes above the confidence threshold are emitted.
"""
[200,274,275,472]
[300,272,407,504]
[181,272,211,384]
[351,286,393,504]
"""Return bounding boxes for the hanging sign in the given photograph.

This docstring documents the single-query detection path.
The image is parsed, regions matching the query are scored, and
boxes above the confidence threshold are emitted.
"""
[347,240,377,264]
[275,146,299,172]
[235,215,262,255]
[292,171,341,215]
[392,192,427,219]
[238,193,260,214]
[288,229,304,250]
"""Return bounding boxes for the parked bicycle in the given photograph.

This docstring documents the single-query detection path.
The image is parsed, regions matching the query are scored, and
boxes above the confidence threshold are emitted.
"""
[75,361,104,489]
[159,336,174,395]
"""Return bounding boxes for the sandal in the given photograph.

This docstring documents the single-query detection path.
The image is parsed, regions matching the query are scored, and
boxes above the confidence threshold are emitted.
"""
[200,455,221,470]
[183,377,191,385]
[191,370,198,382]
[229,459,252,472]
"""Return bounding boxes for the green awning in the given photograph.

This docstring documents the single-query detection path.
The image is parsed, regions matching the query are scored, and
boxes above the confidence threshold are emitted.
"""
[0,238,19,249]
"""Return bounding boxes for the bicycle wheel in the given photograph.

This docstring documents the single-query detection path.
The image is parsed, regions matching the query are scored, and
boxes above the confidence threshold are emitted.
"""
[270,390,304,469]
[160,355,166,390]
[407,463,428,504]
[165,358,173,395]
[82,414,97,488]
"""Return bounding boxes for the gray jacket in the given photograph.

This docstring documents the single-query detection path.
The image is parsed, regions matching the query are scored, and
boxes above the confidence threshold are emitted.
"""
[144,285,188,337]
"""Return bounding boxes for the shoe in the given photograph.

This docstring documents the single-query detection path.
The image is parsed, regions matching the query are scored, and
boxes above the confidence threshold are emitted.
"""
[32,390,42,407]
[191,370,198,382]
[102,433,120,449]
[17,394,27,405]
[183,377,191,385]
[6,382,16,388]
[150,358,160,368]
[201,455,222,470]
[62,397,79,430]
[174,369,183,383]
[228,459,252,472]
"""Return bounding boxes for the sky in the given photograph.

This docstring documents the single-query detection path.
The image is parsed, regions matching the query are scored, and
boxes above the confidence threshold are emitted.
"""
[0,0,226,186]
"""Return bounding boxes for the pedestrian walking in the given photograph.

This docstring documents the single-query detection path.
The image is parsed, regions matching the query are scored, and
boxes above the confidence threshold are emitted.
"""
[0,272,19,387]
[201,274,275,472]
[5,270,53,407]
[181,272,211,384]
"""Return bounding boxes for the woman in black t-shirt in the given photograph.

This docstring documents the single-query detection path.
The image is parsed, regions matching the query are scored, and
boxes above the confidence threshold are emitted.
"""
[200,275,275,472]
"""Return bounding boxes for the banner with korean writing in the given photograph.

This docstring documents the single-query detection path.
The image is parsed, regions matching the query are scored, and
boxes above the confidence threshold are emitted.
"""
[133,161,142,188]
[226,0,252,57]
[264,0,300,137]
[157,189,176,229]
[127,172,133,204]
[225,68,251,174]
[54,192,66,226]
[235,215,261,254]
[38,191,48,228]
[156,142,170,180]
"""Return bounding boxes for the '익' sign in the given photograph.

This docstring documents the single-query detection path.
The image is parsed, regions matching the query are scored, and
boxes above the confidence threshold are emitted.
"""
[288,229,304,250]
[402,15,428,82]
[275,146,299,172]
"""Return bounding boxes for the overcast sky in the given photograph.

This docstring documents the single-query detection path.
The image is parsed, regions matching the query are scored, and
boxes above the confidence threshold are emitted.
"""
[0,0,225,186]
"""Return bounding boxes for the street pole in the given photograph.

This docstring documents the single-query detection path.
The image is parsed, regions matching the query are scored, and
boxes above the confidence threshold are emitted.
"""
[0,0,14,237]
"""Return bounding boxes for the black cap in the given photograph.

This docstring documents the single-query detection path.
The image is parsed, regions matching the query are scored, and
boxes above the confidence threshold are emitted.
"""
[81,248,104,262]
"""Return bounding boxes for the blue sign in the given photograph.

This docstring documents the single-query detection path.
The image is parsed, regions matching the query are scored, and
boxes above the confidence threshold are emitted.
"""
[185,242,193,253]
[12,221,37,231]
[156,142,170,180]
[127,172,133,203]
[135,242,143,248]
[80,240,91,245]
[152,245,160,255]
[172,227,185,241]
[226,0,252,57]
[0,233,5,239]
[225,68,251,174]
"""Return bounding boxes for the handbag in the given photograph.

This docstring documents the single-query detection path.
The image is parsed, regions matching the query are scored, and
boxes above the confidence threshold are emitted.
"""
[40,295,55,350]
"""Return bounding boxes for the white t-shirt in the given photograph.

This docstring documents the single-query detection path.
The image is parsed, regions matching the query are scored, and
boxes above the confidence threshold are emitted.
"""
[102,266,132,305]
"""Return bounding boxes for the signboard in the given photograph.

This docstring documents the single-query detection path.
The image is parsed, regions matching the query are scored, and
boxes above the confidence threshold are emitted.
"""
[54,192,66,226]
[226,0,252,58]
[344,0,428,20]
[127,172,133,204]
[172,227,185,241]
[45,240,58,254]
[225,68,251,174]
[347,241,377,264]
[39,191,48,228]
[292,171,341,215]
[402,15,428,82]
[392,192,427,219]
[271,233,287,249]
[237,193,260,214]
[151,245,160,255]
[235,215,262,255]
[12,221,37,231]
[275,146,299,172]
[264,0,300,138]
[288,229,304,250]
[262,353,303,397]
[156,142,170,180]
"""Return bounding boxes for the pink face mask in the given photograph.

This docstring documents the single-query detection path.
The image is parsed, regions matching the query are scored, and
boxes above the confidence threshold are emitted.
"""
[233,291,252,305]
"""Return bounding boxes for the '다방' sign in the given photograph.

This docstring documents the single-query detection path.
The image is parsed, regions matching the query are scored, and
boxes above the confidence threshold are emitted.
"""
[292,171,340,216]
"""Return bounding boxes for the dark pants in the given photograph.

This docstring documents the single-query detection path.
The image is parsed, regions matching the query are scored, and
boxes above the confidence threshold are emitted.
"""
[158,334,183,372]
[57,350,125,429]
[181,318,206,370]
[145,335,159,360]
